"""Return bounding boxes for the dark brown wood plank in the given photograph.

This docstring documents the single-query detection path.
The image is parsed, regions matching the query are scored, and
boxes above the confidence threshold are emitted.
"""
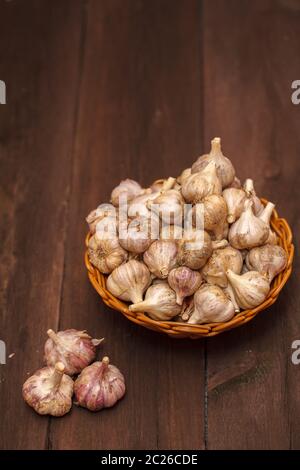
[203,0,300,449]
[48,0,204,450]
[0,0,83,449]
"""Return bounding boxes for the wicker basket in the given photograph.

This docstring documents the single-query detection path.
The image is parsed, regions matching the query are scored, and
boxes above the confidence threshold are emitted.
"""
[85,199,294,338]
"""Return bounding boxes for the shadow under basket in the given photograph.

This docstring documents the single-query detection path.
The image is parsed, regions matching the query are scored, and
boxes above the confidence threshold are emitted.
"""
[85,199,294,339]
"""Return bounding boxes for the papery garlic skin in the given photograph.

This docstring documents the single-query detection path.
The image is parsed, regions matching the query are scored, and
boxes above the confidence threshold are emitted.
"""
[182,161,222,203]
[143,240,178,279]
[228,200,269,249]
[188,284,235,324]
[202,246,243,288]
[168,266,202,305]
[45,329,104,376]
[106,259,151,303]
[23,362,73,417]
[246,244,287,282]
[88,234,128,274]
[226,269,270,309]
[74,357,125,412]
[222,188,246,224]
[129,283,181,320]
[119,217,156,254]
[111,179,144,207]
[191,137,235,188]
[177,229,213,270]
[177,168,191,185]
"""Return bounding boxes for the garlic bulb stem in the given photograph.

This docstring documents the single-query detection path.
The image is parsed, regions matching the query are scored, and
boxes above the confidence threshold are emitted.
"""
[51,362,65,389]
[259,202,275,225]
[162,177,176,191]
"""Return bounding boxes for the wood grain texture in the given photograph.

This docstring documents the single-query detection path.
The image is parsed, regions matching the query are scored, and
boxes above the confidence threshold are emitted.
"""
[0,0,83,450]
[203,0,300,450]
[47,0,204,450]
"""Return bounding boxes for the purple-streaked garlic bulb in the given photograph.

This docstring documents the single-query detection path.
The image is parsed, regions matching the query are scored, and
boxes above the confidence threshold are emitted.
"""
[22,362,73,416]
[74,356,125,411]
[246,244,287,282]
[168,266,202,305]
[111,179,144,207]
[106,259,151,303]
[45,329,104,376]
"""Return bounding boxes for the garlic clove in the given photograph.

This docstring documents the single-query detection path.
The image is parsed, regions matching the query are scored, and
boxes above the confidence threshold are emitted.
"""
[226,269,270,309]
[202,246,243,288]
[44,329,104,376]
[182,161,222,203]
[246,244,287,282]
[106,259,151,303]
[74,356,125,411]
[222,187,247,224]
[177,229,213,270]
[88,233,128,274]
[168,266,202,305]
[129,283,181,320]
[228,200,269,249]
[187,284,235,324]
[143,240,178,279]
[22,362,74,416]
[110,179,144,207]
[191,137,235,188]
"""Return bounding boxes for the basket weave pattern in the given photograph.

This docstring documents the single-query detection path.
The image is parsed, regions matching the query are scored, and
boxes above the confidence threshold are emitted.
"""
[85,199,294,338]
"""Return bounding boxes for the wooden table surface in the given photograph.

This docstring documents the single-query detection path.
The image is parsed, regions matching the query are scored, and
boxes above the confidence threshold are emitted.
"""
[0,0,299,450]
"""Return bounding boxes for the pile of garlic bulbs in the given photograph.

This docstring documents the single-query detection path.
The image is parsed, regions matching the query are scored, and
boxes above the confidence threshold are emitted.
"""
[86,137,287,325]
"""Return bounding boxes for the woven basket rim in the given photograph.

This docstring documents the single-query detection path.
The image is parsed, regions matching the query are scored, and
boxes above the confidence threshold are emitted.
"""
[84,198,294,338]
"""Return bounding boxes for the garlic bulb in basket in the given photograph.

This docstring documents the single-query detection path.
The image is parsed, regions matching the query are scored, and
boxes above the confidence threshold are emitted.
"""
[182,161,222,203]
[188,284,235,324]
[222,187,246,224]
[192,194,227,240]
[111,179,144,206]
[86,203,117,235]
[88,234,128,274]
[191,137,235,188]
[228,200,269,249]
[168,266,202,305]
[246,244,287,282]
[143,240,178,279]
[119,216,157,254]
[106,259,151,303]
[226,269,270,309]
[149,189,184,224]
[202,246,243,288]
[129,283,181,321]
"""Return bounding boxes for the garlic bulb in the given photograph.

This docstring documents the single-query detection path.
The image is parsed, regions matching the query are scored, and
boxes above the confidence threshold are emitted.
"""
[193,195,227,240]
[243,178,264,215]
[182,161,222,203]
[177,229,213,270]
[86,203,117,235]
[128,191,159,219]
[149,189,184,224]
[45,329,104,376]
[23,362,74,416]
[191,137,235,188]
[246,244,287,282]
[202,246,243,288]
[226,269,270,309]
[177,167,191,185]
[88,234,128,274]
[74,357,125,411]
[106,259,151,303]
[188,285,235,324]
[168,267,202,305]
[111,179,144,206]
[143,240,178,279]
[129,283,181,320]
[119,216,156,254]
[228,200,269,249]
[222,188,246,223]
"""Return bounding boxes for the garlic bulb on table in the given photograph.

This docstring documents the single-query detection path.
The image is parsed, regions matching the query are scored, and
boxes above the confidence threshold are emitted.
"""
[129,283,181,320]
[202,246,243,288]
[23,362,74,417]
[246,244,287,282]
[182,161,222,203]
[74,357,125,412]
[191,137,235,188]
[88,234,128,274]
[188,284,235,324]
[226,269,270,309]
[168,266,202,305]
[229,200,269,249]
[222,187,246,224]
[143,240,178,279]
[106,259,151,303]
[45,329,104,376]
[111,179,144,207]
